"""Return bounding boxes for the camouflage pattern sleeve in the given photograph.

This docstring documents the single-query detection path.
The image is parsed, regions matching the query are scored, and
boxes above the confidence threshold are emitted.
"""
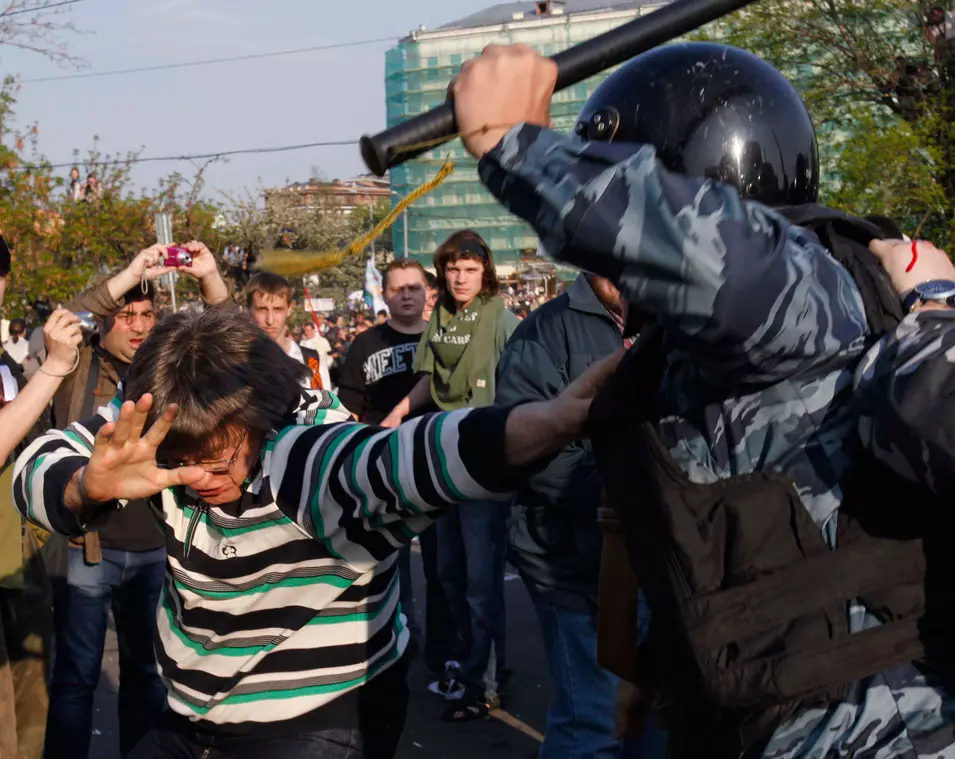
[478,124,869,385]
[855,309,955,493]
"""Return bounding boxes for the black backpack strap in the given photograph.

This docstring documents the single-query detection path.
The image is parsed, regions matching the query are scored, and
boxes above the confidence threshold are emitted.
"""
[78,354,101,422]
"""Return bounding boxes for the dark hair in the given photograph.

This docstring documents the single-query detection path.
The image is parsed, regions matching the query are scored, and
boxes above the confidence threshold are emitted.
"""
[9,317,25,334]
[424,270,436,288]
[124,306,308,460]
[246,271,293,308]
[119,280,156,306]
[382,258,427,292]
[433,230,499,310]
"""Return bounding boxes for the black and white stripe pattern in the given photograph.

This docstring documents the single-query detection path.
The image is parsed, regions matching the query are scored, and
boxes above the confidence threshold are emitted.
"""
[14,389,517,729]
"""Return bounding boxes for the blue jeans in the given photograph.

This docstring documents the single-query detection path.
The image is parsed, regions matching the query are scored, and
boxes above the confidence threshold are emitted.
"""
[527,584,668,759]
[435,502,507,692]
[45,547,166,759]
[417,524,461,674]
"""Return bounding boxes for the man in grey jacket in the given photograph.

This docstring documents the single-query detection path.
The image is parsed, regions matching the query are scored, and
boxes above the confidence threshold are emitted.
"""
[496,274,665,758]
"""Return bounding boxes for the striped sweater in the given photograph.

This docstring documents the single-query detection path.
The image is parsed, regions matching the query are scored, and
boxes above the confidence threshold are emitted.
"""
[13,389,517,732]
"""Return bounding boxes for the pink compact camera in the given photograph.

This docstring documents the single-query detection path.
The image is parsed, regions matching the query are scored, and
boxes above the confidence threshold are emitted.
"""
[164,246,193,267]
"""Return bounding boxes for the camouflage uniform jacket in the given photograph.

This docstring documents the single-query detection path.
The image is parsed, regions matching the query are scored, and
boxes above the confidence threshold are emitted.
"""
[479,124,955,758]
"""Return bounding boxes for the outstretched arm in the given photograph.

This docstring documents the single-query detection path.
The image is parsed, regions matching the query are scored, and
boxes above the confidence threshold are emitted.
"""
[14,395,205,535]
[0,310,82,463]
[270,352,623,569]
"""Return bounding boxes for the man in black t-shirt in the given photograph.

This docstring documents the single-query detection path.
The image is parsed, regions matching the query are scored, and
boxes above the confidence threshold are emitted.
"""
[338,259,459,677]
[338,260,429,423]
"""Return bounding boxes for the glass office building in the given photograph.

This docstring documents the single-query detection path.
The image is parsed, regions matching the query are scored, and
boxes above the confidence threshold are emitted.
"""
[384,0,666,270]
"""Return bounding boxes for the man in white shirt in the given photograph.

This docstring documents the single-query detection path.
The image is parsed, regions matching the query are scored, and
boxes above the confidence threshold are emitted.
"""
[300,320,333,390]
[246,272,325,390]
[2,319,30,366]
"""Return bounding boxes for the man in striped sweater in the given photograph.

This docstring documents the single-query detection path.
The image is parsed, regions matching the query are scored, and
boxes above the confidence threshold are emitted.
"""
[13,306,618,759]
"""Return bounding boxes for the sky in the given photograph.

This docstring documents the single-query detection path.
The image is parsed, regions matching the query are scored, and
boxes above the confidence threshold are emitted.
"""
[0,0,492,199]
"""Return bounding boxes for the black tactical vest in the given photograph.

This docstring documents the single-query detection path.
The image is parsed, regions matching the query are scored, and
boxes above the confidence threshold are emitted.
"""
[589,206,955,757]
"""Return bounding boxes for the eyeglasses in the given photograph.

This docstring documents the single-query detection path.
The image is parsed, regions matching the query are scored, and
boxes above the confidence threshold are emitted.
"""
[164,432,247,476]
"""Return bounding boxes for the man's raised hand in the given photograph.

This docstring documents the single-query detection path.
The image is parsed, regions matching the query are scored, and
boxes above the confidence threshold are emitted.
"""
[452,43,558,160]
[78,395,205,504]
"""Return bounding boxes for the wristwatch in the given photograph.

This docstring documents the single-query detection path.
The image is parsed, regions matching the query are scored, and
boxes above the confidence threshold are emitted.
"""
[902,280,955,314]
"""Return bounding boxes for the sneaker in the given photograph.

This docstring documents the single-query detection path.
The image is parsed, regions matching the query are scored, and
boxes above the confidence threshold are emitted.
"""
[483,689,501,711]
[428,660,465,701]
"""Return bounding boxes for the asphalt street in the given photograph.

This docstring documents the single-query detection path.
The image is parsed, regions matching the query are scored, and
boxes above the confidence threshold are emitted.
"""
[90,549,553,758]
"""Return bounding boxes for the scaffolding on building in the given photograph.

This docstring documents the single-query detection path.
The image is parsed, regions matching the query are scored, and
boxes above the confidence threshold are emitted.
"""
[385,0,666,272]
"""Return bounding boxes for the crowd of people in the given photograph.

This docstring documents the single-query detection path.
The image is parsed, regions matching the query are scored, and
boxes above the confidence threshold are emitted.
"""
[1,38,954,759]
[67,168,103,204]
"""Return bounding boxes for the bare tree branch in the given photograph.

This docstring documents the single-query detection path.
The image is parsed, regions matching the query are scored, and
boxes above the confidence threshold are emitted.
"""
[0,0,84,67]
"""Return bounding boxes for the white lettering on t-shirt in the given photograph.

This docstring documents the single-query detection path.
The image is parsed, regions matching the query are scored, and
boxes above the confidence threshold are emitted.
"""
[362,342,418,386]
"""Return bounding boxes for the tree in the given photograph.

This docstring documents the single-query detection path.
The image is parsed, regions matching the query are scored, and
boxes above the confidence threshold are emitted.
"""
[350,198,394,256]
[0,80,225,318]
[0,0,83,66]
[697,1,955,246]
[216,187,393,306]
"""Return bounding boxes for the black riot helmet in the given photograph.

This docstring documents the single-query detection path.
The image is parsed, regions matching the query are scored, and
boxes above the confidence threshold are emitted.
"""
[575,42,819,207]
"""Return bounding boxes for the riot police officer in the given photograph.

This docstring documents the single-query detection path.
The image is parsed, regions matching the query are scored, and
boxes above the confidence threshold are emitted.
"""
[451,41,955,758]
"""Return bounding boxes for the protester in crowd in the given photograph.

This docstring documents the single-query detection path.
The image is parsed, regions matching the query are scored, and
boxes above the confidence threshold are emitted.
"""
[245,272,325,390]
[3,317,30,366]
[223,244,250,287]
[496,273,667,758]
[22,296,53,379]
[423,271,438,323]
[0,232,83,759]
[384,230,520,722]
[338,260,429,424]
[376,309,388,325]
[44,241,230,759]
[68,167,82,201]
[81,172,102,203]
[324,312,344,345]
[300,319,333,389]
[13,303,618,759]
[337,260,460,675]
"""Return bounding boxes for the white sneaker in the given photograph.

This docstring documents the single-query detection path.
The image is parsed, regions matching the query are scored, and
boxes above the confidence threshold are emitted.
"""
[428,660,465,701]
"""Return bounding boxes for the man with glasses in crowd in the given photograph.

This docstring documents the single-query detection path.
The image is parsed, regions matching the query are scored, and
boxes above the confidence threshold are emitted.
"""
[44,241,229,759]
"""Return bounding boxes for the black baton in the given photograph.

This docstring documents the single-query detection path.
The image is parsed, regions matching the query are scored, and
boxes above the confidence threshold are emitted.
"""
[360,0,763,176]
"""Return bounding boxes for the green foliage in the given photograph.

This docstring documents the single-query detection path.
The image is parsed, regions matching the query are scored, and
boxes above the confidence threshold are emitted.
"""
[216,191,394,304]
[0,79,224,319]
[695,0,955,246]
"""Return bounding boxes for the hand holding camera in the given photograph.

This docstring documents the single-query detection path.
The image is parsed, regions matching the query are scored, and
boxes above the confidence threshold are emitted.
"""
[109,240,228,307]
[163,247,193,268]
[126,244,177,288]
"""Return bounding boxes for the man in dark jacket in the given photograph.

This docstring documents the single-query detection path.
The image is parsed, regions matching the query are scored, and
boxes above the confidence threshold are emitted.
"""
[496,274,666,758]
